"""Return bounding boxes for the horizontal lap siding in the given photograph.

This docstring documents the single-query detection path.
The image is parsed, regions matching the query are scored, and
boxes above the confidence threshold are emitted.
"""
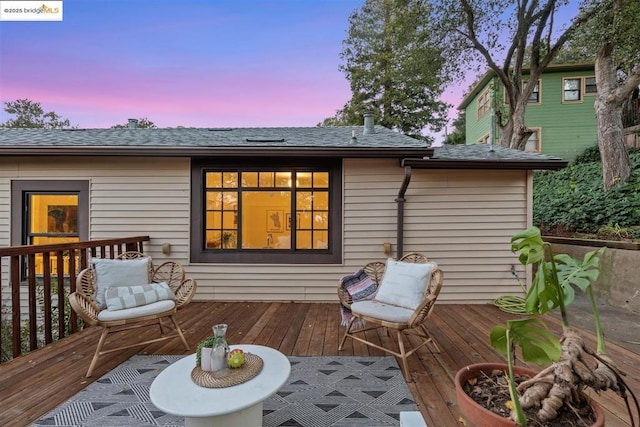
[0,157,531,303]
[403,169,529,302]
[343,161,530,303]
[0,156,190,279]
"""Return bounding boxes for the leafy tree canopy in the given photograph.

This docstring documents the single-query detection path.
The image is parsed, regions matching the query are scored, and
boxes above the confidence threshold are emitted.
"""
[433,0,600,150]
[110,118,157,129]
[444,110,466,145]
[1,99,73,129]
[320,0,453,142]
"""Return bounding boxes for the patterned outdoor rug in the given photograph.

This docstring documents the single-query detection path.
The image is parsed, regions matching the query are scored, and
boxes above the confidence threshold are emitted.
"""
[35,355,418,427]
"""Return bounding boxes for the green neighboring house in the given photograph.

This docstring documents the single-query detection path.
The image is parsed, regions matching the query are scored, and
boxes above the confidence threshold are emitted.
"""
[459,63,597,161]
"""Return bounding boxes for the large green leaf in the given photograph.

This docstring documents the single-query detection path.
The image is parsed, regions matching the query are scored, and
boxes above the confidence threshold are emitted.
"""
[510,226,546,266]
[490,318,561,366]
[554,248,605,294]
[525,264,561,315]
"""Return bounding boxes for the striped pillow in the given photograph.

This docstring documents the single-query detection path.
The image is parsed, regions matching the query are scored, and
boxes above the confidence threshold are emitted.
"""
[105,282,175,311]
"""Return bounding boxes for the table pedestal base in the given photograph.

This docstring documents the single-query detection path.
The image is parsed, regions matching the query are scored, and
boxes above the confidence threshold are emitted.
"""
[185,402,262,427]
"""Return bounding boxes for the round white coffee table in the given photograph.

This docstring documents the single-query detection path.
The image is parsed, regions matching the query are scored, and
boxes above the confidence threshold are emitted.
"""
[150,344,291,427]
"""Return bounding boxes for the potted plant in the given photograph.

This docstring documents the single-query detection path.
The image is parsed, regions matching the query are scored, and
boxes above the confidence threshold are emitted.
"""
[455,226,638,426]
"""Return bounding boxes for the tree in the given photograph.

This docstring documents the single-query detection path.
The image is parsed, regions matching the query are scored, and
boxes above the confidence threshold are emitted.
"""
[110,118,157,129]
[444,110,466,145]
[576,0,640,190]
[435,0,600,150]
[321,0,452,142]
[1,99,72,129]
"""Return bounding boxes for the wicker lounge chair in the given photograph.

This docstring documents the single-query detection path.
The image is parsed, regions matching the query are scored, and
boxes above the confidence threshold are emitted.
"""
[338,253,443,379]
[69,252,196,377]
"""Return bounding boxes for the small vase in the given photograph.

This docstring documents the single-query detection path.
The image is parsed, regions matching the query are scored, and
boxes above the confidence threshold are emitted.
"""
[209,324,229,373]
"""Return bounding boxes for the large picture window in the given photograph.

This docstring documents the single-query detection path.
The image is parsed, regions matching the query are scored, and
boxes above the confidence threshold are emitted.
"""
[191,159,342,264]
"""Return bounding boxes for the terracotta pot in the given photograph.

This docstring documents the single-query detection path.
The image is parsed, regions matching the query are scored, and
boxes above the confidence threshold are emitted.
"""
[454,362,604,427]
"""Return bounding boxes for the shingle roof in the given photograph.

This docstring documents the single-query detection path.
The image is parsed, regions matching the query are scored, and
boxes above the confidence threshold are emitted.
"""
[0,126,432,158]
[402,144,568,170]
[0,126,568,169]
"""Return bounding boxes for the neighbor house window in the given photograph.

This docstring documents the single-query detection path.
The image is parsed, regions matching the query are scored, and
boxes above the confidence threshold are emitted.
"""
[563,78,581,102]
[11,180,89,276]
[477,89,491,119]
[563,76,596,102]
[524,128,541,153]
[585,77,597,95]
[526,80,541,104]
[190,158,342,264]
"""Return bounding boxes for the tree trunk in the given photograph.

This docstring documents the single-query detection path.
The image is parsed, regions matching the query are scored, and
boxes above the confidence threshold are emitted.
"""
[594,51,631,191]
[498,101,531,150]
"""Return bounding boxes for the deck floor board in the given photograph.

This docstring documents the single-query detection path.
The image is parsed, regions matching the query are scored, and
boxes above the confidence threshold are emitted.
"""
[0,302,637,427]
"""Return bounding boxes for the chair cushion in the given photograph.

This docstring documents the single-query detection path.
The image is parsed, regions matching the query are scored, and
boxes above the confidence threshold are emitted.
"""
[351,300,414,324]
[105,282,175,311]
[97,299,176,322]
[93,257,150,310]
[375,259,436,310]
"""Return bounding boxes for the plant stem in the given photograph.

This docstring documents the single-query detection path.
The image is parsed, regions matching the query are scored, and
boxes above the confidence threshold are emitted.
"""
[587,286,606,353]
[506,329,527,426]
[545,243,569,327]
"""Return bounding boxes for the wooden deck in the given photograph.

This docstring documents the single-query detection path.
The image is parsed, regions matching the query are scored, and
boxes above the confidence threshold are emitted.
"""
[1,302,638,427]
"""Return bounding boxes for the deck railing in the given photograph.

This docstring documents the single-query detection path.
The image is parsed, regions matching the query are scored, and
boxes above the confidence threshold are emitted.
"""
[0,236,150,363]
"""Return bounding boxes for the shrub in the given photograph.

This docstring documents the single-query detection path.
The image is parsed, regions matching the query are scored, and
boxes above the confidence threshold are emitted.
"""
[534,149,640,236]
[573,144,601,164]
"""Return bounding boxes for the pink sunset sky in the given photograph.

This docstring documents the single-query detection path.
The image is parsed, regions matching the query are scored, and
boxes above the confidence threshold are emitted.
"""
[0,0,580,141]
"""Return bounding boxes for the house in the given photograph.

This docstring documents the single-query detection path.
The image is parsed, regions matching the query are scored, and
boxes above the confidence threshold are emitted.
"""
[459,63,598,161]
[0,120,566,304]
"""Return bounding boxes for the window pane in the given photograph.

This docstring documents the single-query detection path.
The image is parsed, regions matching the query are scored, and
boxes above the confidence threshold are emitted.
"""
[314,211,329,228]
[241,190,291,249]
[259,172,274,187]
[565,90,580,101]
[525,130,539,152]
[30,194,78,234]
[296,231,312,249]
[297,192,312,210]
[313,191,328,210]
[242,172,258,187]
[298,211,312,229]
[206,191,222,210]
[564,79,580,90]
[275,172,291,188]
[222,172,238,188]
[313,231,329,249]
[313,172,329,188]
[222,192,237,210]
[222,211,236,229]
[585,77,597,94]
[297,172,312,188]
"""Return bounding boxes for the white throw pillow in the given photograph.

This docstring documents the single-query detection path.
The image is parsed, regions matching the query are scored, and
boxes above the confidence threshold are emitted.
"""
[105,282,175,311]
[93,257,150,310]
[375,259,436,310]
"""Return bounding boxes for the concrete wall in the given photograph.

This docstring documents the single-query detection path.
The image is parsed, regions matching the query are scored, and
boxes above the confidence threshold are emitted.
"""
[551,242,640,313]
